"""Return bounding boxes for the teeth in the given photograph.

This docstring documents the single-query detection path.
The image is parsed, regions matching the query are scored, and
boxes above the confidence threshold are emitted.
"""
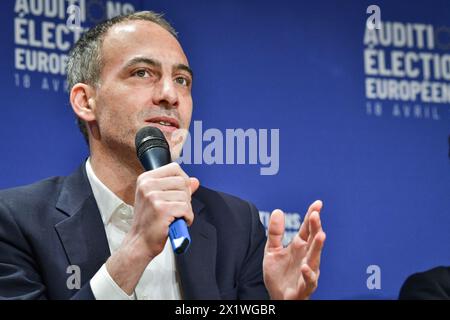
[158,121,171,126]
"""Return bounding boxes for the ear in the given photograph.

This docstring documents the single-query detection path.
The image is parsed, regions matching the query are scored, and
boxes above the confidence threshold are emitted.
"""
[70,83,97,122]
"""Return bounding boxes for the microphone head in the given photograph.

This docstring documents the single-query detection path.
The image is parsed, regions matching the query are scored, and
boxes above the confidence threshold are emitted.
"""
[135,126,170,161]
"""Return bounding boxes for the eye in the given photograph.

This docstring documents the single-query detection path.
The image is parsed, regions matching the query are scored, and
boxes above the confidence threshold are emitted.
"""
[174,76,190,87]
[133,69,151,78]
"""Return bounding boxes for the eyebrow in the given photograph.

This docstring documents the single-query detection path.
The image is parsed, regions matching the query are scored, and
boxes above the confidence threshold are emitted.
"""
[123,57,194,79]
[124,57,161,69]
[174,63,194,80]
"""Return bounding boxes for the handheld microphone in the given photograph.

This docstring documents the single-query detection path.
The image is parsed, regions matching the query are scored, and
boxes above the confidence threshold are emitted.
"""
[135,126,191,254]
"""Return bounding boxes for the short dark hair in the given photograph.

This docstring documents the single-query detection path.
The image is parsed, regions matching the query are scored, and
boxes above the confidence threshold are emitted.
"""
[66,11,178,144]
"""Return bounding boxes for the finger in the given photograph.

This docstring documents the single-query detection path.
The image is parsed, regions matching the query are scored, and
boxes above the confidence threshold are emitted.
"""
[299,200,323,240]
[306,231,326,272]
[189,177,200,195]
[289,233,308,265]
[140,162,187,179]
[139,176,192,193]
[146,190,190,203]
[307,211,322,246]
[299,200,323,241]
[300,264,318,298]
[266,209,285,250]
[158,201,195,226]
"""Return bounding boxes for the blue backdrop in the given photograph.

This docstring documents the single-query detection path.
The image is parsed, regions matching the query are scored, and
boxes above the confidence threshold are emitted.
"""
[1,0,449,299]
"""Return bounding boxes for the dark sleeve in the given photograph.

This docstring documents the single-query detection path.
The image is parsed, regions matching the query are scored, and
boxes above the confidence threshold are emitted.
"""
[0,201,95,300]
[399,267,450,300]
[237,201,270,300]
[0,200,47,299]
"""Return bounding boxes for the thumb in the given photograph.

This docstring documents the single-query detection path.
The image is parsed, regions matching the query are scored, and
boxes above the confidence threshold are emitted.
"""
[189,177,200,194]
[266,209,285,250]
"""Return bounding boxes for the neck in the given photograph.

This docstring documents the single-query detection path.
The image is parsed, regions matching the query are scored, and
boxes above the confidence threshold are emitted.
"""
[89,144,144,206]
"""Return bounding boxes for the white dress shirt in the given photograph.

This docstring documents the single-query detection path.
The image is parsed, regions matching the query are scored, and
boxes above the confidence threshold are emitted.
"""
[86,159,183,300]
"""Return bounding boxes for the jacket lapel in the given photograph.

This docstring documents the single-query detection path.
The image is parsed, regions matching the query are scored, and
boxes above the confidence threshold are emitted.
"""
[176,197,221,299]
[54,165,111,284]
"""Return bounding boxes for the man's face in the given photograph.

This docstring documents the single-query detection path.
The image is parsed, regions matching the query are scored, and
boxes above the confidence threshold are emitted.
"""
[92,20,193,159]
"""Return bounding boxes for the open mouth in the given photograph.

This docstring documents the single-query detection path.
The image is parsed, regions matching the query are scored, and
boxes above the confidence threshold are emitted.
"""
[145,116,180,133]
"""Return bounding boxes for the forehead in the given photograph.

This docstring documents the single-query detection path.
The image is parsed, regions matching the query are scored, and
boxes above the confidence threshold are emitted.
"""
[101,20,188,70]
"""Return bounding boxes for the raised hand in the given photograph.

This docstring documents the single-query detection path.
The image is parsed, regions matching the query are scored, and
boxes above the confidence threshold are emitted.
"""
[263,200,326,300]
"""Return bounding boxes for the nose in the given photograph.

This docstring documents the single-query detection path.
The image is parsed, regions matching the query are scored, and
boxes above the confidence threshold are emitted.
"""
[152,75,179,109]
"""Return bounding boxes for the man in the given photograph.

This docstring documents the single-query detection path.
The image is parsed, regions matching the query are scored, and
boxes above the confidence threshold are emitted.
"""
[0,11,325,300]
[399,267,450,300]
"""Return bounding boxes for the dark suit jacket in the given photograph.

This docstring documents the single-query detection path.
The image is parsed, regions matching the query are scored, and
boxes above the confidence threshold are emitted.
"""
[399,267,450,300]
[0,165,269,300]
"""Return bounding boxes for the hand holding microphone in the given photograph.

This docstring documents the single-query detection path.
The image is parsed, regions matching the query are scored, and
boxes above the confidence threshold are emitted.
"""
[133,126,198,256]
[104,127,198,295]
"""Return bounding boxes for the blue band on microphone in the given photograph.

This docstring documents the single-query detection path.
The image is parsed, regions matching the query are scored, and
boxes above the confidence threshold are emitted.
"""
[169,218,191,254]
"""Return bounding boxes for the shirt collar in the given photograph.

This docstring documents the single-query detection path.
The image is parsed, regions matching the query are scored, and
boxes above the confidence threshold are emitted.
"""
[85,158,131,225]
